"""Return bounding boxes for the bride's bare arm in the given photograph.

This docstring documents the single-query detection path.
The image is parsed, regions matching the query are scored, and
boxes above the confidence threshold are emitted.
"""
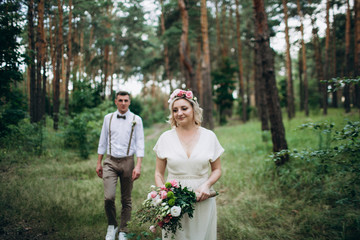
[155,156,167,187]
[196,157,221,201]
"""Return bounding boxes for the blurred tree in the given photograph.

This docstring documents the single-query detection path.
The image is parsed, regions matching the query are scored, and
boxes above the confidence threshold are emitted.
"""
[235,0,246,122]
[53,0,64,130]
[297,0,309,116]
[0,0,26,136]
[253,0,288,165]
[65,0,72,115]
[356,0,360,109]
[343,0,351,113]
[282,0,295,119]
[200,0,214,129]
[212,58,236,125]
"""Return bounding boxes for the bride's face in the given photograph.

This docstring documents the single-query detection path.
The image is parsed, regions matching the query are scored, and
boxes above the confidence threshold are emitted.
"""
[172,99,194,126]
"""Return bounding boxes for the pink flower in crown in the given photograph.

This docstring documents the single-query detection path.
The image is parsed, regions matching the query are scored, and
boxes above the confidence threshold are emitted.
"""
[168,89,181,103]
[185,91,193,99]
[177,90,185,97]
[173,89,181,98]
[160,190,168,199]
[170,179,179,188]
[150,191,158,199]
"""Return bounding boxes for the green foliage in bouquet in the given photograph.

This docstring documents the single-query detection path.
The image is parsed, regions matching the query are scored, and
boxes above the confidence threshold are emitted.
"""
[135,180,196,238]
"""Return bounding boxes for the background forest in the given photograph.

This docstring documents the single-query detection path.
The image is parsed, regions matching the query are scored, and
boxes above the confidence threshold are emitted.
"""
[1,0,359,239]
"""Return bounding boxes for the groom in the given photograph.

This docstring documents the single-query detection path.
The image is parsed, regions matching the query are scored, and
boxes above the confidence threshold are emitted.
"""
[96,91,144,240]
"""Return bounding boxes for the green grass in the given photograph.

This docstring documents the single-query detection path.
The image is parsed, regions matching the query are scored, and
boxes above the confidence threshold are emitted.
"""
[0,108,359,239]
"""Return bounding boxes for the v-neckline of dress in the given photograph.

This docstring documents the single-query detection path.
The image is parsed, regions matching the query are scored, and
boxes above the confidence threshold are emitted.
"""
[174,127,202,159]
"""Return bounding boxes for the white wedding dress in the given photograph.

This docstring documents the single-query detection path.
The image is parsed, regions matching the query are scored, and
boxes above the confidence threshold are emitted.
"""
[153,127,224,240]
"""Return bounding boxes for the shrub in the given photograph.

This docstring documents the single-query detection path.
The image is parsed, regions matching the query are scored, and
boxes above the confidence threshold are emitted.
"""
[64,114,89,159]
[267,120,360,238]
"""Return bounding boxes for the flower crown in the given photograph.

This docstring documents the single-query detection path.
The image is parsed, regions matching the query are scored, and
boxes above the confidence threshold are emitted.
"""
[168,89,197,103]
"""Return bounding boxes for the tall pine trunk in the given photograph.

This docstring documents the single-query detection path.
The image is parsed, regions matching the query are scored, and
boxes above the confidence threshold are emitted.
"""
[344,0,351,113]
[311,17,324,110]
[178,0,196,91]
[220,1,228,58]
[65,0,72,116]
[323,0,330,115]
[54,0,64,130]
[49,15,56,108]
[103,5,112,99]
[160,0,171,86]
[298,48,304,110]
[253,0,288,165]
[255,42,269,131]
[283,0,295,119]
[195,36,203,104]
[35,0,45,122]
[235,0,246,122]
[297,0,309,116]
[215,0,221,59]
[331,11,338,108]
[355,0,360,109]
[28,0,36,123]
[200,0,214,130]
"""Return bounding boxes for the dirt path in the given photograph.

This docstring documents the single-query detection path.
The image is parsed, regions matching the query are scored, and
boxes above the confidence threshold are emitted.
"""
[145,123,168,140]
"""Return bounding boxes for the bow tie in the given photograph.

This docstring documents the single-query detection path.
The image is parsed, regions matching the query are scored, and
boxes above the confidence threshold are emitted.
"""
[117,114,126,119]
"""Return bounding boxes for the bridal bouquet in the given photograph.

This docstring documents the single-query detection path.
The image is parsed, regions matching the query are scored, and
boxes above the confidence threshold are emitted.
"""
[136,180,197,237]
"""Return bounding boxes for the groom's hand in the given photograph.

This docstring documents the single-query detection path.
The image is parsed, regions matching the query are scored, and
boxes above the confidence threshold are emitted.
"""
[96,164,103,178]
[132,165,141,181]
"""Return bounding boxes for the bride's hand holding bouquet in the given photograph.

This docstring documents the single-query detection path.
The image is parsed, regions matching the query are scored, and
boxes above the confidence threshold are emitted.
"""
[135,180,217,237]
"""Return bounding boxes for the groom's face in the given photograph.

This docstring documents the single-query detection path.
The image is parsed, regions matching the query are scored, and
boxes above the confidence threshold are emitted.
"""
[115,94,130,114]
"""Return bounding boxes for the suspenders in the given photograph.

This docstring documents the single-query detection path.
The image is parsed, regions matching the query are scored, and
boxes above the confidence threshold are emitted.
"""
[108,113,136,156]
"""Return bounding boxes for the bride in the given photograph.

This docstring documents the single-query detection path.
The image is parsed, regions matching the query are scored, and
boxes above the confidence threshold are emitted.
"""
[153,89,224,240]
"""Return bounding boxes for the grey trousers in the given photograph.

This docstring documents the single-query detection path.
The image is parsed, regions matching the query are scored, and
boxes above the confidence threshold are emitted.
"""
[103,155,134,233]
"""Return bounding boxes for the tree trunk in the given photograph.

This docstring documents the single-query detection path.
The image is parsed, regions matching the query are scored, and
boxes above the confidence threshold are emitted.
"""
[331,11,338,108]
[49,15,56,106]
[283,0,295,119]
[355,0,360,109]
[196,36,203,105]
[311,16,324,110]
[215,0,221,59]
[255,42,269,131]
[103,5,112,99]
[298,48,304,111]
[54,0,64,130]
[344,0,351,113]
[65,0,72,116]
[221,1,228,58]
[79,27,84,80]
[35,0,45,122]
[253,0,288,165]
[200,0,214,130]
[160,0,171,84]
[297,0,309,116]
[323,0,330,115]
[178,0,196,91]
[229,7,234,56]
[110,45,115,99]
[27,0,36,123]
[235,0,246,122]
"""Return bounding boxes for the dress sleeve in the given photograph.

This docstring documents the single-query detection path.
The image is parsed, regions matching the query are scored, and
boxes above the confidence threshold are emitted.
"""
[210,131,224,162]
[153,133,166,160]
